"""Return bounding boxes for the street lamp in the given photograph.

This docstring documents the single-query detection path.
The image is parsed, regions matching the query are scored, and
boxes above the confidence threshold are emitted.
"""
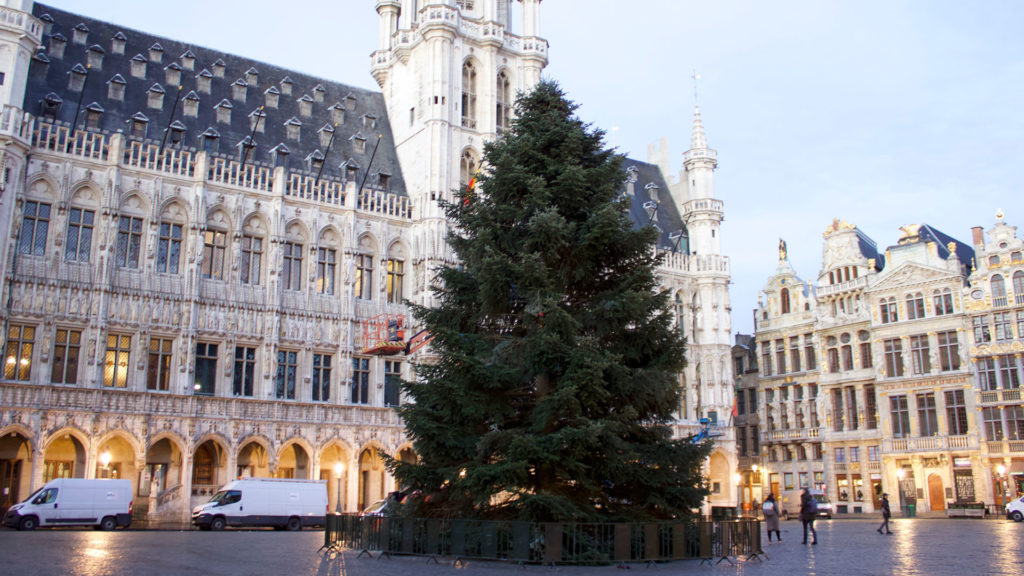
[334,462,344,514]
[734,472,743,516]
[997,464,1008,507]
[99,450,111,479]
[896,468,906,517]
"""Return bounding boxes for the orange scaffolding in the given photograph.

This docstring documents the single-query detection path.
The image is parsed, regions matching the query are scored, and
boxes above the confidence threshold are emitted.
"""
[360,314,406,355]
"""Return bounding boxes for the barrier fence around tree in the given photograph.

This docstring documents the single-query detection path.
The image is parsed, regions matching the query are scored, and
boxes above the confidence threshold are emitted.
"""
[321,515,766,566]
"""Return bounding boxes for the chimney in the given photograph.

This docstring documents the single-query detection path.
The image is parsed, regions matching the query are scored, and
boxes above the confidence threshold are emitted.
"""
[971,226,985,247]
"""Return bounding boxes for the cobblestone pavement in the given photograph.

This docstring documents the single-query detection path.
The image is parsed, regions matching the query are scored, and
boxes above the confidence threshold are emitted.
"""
[0,518,1022,575]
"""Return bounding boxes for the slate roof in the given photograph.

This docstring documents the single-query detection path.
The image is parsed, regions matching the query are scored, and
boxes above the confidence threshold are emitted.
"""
[621,158,688,253]
[855,228,884,272]
[887,224,974,265]
[26,3,405,196]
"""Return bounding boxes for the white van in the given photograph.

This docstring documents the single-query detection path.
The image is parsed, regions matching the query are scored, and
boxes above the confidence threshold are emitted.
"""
[779,489,833,520]
[2,479,133,531]
[191,478,327,531]
[1006,496,1024,522]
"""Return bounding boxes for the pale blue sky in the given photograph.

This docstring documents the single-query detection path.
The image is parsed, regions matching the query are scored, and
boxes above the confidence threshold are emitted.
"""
[41,0,1024,335]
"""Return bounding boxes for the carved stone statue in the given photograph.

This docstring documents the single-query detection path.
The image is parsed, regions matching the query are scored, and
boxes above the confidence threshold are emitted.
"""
[778,238,787,261]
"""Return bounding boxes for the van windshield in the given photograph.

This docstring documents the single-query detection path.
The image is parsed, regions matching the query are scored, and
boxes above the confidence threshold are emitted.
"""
[814,494,829,503]
[209,490,241,506]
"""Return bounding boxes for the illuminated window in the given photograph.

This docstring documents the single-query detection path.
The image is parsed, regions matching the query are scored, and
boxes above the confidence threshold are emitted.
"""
[104,334,131,388]
[4,324,35,381]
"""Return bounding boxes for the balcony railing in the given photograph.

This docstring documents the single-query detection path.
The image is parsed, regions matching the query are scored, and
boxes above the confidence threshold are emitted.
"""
[979,388,1022,404]
[885,434,975,453]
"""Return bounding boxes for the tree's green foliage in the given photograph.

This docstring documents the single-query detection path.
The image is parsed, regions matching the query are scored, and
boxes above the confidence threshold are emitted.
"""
[390,81,711,522]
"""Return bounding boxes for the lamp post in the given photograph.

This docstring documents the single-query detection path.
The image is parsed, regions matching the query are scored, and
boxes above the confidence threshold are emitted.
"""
[734,472,743,517]
[334,462,344,514]
[896,468,906,517]
[997,464,1008,508]
[99,450,111,479]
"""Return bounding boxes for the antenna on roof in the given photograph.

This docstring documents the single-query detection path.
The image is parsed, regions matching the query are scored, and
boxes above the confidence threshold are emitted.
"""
[314,123,338,187]
[159,86,183,155]
[68,64,91,145]
[356,134,384,196]
[241,105,264,167]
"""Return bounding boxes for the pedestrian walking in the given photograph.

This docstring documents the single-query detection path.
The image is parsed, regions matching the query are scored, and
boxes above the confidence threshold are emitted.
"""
[877,493,893,535]
[800,489,818,545]
[762,493,781,542]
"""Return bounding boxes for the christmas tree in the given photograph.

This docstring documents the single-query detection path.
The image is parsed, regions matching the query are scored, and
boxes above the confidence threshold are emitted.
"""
[392,81,711,522]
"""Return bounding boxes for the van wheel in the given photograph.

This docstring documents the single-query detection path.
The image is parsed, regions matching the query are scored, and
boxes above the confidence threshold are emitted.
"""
[286,517,302,531]
[100,516,117,531]
[210,517,226,531]
[1013,511,1023,522]
[18,516,38,531]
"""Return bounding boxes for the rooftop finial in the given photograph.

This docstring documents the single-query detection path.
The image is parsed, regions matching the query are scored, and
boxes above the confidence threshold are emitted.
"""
[691,69,700,105]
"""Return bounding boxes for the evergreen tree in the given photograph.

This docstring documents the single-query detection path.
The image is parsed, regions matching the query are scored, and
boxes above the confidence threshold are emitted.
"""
[392,81,711,522]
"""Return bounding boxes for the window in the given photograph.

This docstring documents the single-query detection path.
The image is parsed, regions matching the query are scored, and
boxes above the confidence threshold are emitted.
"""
[849,446,860,462]
[859,333,872,369]
[275,350,298,400]
[905,293,925,320]
[890,395,910,438]
[312,354,331,402]
[998,355,1020,389]
[116,216,144,268]
[354,254,373,300]
[831,389,844,432]
[147,84,165,109]
[461,60,477,128]
[737,389,747,415]
[384,360,401,407]
[146,338,173,391]
[780,288,791,314]
[864,384,877,429]
[994,312,1013,341]
[867,446,879,462]
[282,242,303,291]
[316,248,336,295]
[1018,310,1024,341]
[156,222,182,274]
[194,343,217,395]
[880,297,898,323]
[916,393,938,437]
[884,338,904,378]
[240,234,263,284]
[351,357,370,404]
[991,275,1007,307]
[841,340,853,371]
[834,447,845,463]
[215,100,232,124]
[973,316,991,344]
[937,331,960,371]
[845,386,859,430]
[103,334,131,388]
[909,334,931,375]
[201,230,227,280]
[496,70,510,132]
[784,472,794,490]
[983,407,1004,441]
[232,346,256,397]
[933,288,954,315]
[827,336,839,373]
[65,208,94,262]
[977,357,998,391]
[804,334,816,370]
[4,324,35,381]
[386,259,404,304]
[773,339,785,374]
[19,201,51,256]
[232,79,248,103]
[945,389,968,435]
[1006,405,1024,441]
[1015,272,1024,305]
[51,328,81,384]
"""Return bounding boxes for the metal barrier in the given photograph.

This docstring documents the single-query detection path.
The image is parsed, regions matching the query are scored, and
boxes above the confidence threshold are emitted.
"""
[321,515,765,566]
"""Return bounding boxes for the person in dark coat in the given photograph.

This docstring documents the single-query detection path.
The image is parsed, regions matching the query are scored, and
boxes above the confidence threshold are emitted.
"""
[800,489,818,545]
[762,493,781,542]
[877,493,893,534]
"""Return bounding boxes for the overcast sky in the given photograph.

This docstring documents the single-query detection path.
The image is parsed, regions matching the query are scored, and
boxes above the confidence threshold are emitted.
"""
[42,0,1023,336]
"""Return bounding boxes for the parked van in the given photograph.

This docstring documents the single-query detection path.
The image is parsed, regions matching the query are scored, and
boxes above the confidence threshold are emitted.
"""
[191,478,326,531]
[1006,495,1024,522]
[779,489,833,520]
[2,479,132,531]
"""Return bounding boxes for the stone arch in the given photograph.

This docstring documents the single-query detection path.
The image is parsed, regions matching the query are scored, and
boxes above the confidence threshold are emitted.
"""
[284,219,310,244]
[24,173,58,202]
[0,423,37,454]
[318,438,355,512]
[0,424,35,506]
[459,146,479,190]
[148,430,188,456]
[235,434,273,478]
[205,205,233,231]
[191,433,230,495]
[318,224,343,248]
[94,429,143,460]
[386,238,408,261]
[94,430,141,487]
[355,231,379,255]
[118,190,150,216]
[357,443,389,512]
[41,427,89,481]
[69,181,102,207]
[707,449,733,506]
[42,426,91,452]
[276,437,314,479]
[241,211,269,236]
[191,431,231,454]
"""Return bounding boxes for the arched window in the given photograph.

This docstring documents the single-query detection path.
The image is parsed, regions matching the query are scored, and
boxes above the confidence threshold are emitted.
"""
[905,292,925,320]
[880,296,898,324]
[932,288,954,316]
[461,60,477,129]
[460,149,478,192]
[780,288,791,314]
[496,70,510,132]
[1013,271,1024,305]
[991,274,1007,306]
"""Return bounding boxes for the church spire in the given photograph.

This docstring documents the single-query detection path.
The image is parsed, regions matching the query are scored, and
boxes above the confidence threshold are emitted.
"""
[690,105,708,150]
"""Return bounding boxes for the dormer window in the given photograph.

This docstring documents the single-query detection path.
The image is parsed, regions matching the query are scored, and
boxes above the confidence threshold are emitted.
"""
[164,62,181,86]
[167,121,186,146]
[329,103,344,125]
[212,59,226,78]
[129,112,149,139]
[72,23,89,45]
[305,150,325,173]
[237,137,257,163]
[249,108,267,133]
[344,94,356,111]
[378,172,391,191]
[214,99,232,124]
[269,143,290,169]
[48,33,66,59]
[196,69,212,94]
[232,79,248,103]
[68,64,88,91]
[280,76,293,96]
[183,91,200,118]
[107,74,126,101]
[362,114,377,130]
[200,127,220,154]
[645,182,660,203]
[342,159,358,182]
[111,32,127,55]
[264,86,280,109]
[180,50,196,71]
[149,43,164,64]
[130,54,146,78]
[87,45,104,70]
[40,93,62,120]
[297,95,313,117]
[147,84,165,109]
[245,67,259,86]
[32,51,50,71]
[39,13,55,35]
[317,123,334,147]
[313,84,325,103]
[285,117,301,141]
[351,134,367,154]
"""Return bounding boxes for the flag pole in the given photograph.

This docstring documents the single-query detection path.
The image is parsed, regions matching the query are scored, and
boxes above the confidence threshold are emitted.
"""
[356,134,383,196]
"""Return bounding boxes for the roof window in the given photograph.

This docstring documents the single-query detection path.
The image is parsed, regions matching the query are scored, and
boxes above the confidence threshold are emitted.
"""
[305,149,325,173]
[212,58,226,78]
[40,93,62,120]
[111,32,127,55]
[245,67,259,86]
[280,76,293,96]
[350,134,367,154]
[264,86,280,109]
[214,99,233,124]
[344,94,356,111]
[39,13,55,35]
[87,44,104,70]
[285,117,301,141]
[164,62,181,86]
[200,127,220,154]
[362,114,376,130]
[297,94,313,117]
[167,121,186,146]
[317,123,334,147]
[183,91,200,118]
[130,54,147,78]
[329,103,345,125]
[147,83,165,109]
[68,63,87,92]
[180,50,196,72]
[48,33,66,59]
[249,107,267,133]
[269,143,290,169]
[149,42,164,64]
[129,112,150,139]
[107,74,126,101]
[196,69,213,94]
[313,84,325,103]
[72,23,89,45]
[232,79,248,103]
